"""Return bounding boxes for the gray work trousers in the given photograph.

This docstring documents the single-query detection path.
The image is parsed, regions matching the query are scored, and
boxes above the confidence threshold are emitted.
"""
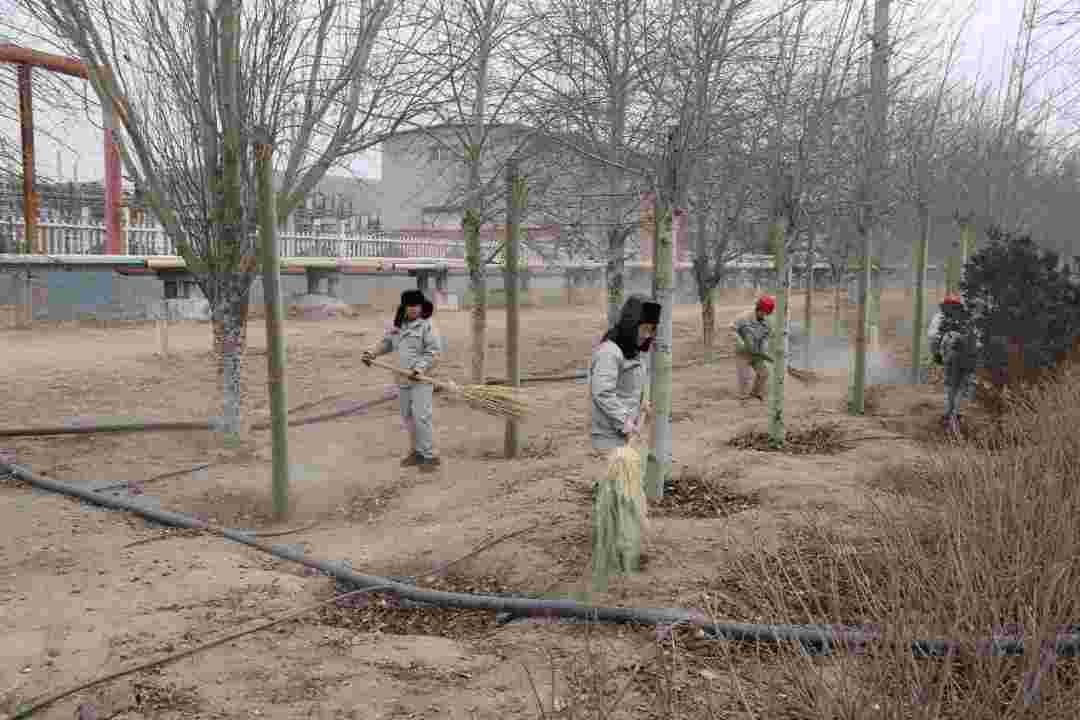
[399,382,434,459]
[945,371,975,420]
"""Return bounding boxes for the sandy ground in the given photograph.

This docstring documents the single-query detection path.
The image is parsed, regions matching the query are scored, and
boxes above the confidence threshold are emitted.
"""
[0,291,950,719]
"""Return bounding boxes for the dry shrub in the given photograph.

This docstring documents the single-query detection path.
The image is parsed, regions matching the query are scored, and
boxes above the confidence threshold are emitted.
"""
[702,363,1080,718]
[535,367,1080,719]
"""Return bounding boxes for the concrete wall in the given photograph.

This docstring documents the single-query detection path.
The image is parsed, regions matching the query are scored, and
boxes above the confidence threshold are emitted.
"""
[0,269,163,322]
[1,263,944,323]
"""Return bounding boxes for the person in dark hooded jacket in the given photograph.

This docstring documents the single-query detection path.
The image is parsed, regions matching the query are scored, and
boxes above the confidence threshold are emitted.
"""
[589,295,662,451]
[929,294,980,429]
[363,289,442,471]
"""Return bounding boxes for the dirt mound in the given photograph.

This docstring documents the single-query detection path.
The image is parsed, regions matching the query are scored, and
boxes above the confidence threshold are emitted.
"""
[313,572,521,639]
[727,422,852,455]
[653,468,759,519]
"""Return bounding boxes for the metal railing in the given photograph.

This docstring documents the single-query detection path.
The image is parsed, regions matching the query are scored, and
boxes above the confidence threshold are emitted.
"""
[0,217,547,267]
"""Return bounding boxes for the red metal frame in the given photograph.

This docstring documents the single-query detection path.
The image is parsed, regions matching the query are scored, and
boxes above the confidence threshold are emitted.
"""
[0,43,122,255]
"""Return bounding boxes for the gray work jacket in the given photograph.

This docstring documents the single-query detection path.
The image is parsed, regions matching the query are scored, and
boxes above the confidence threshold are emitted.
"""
[374,318,440,386]
[589,339,645,451]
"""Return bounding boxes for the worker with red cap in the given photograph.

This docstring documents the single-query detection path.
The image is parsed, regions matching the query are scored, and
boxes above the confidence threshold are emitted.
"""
[928,293,979,431]
[730,295,776,401]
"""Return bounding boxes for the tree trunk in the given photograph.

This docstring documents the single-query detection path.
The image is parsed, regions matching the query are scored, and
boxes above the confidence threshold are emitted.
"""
[214,0,247,438]
[702,292,716,348]
[645,206,675,500]
[464,208,486,384]
[212,288,250,438]
[850,0,890,416]
[833,274,843,337]
[693,183,716,351]
[605,227,625,327]
[945,238,960,295]
[959,219,974,286]
[464,8,492,386]
[803,220,816,367]
[911,200,930,383]
[768,219,788,446]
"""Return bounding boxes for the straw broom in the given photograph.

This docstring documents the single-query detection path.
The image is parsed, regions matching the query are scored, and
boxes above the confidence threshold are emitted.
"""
[591,400,650,593]
[367,358,528,420]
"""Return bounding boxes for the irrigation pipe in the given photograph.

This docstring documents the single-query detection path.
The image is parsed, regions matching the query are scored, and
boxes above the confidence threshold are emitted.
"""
[3,460,1079,660]
[0,393,395,440]
[0,420,214,439]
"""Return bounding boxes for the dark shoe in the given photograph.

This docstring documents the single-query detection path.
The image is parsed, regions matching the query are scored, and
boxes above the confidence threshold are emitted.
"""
[400,452,420,467]
[418,456,441,473]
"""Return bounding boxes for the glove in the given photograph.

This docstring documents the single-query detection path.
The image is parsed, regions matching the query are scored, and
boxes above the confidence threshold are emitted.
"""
[621,416,639,436]
[361,350,374,366]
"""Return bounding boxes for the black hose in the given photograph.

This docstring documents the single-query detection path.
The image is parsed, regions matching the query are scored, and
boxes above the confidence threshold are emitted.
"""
[3,459,1078,659]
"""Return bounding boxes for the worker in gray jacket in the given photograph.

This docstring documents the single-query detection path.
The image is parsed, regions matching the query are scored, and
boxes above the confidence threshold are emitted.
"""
[362,289,442,472]
[590,295,662,451]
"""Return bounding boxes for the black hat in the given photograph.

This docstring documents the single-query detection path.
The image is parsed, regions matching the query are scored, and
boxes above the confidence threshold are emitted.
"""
[401,289,425,307]
[640,301,661,325]
[603,294,655,359]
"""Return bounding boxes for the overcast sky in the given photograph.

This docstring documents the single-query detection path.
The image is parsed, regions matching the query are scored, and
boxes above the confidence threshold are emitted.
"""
[0,0,1074,184]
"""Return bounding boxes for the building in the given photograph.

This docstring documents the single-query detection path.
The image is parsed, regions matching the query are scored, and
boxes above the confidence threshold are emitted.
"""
[279,173,382,235]
[378,122,660,265]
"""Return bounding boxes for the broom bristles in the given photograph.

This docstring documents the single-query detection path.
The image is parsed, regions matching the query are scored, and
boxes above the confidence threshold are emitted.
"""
[606,446,649,526]
[787,366,821,384]
[592,444,650,591]
[458,383,530,419]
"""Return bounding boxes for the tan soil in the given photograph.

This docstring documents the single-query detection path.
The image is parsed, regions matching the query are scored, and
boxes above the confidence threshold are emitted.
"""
[0,290,948,719]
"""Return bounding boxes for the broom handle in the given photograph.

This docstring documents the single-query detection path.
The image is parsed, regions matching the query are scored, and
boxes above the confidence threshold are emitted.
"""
[629,389,650,447]
[368,357,453,393]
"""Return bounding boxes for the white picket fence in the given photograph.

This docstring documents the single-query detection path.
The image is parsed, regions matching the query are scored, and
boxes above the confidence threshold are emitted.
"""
[0,216,547,266]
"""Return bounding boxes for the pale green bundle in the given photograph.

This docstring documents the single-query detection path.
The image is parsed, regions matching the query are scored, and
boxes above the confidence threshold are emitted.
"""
[590,445,649,593]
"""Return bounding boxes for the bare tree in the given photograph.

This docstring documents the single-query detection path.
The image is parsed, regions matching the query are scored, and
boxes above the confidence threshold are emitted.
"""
[660,0,759,348]
[521,0,665,325]
[19,0,436,435]
[850,0,891,416]
[408,0,541,384]
[896,17,967,381]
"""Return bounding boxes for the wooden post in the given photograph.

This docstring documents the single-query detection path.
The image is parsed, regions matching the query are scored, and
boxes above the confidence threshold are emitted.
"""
[16,63,35,329]
[103,100,123,255]
[17,63,36,253]
[504,159,524,458]
[156,299,171,356]
[255,127,290,520]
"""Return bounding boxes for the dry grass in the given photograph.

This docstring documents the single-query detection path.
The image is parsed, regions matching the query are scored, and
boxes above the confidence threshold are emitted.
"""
[543,363,1080,718]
